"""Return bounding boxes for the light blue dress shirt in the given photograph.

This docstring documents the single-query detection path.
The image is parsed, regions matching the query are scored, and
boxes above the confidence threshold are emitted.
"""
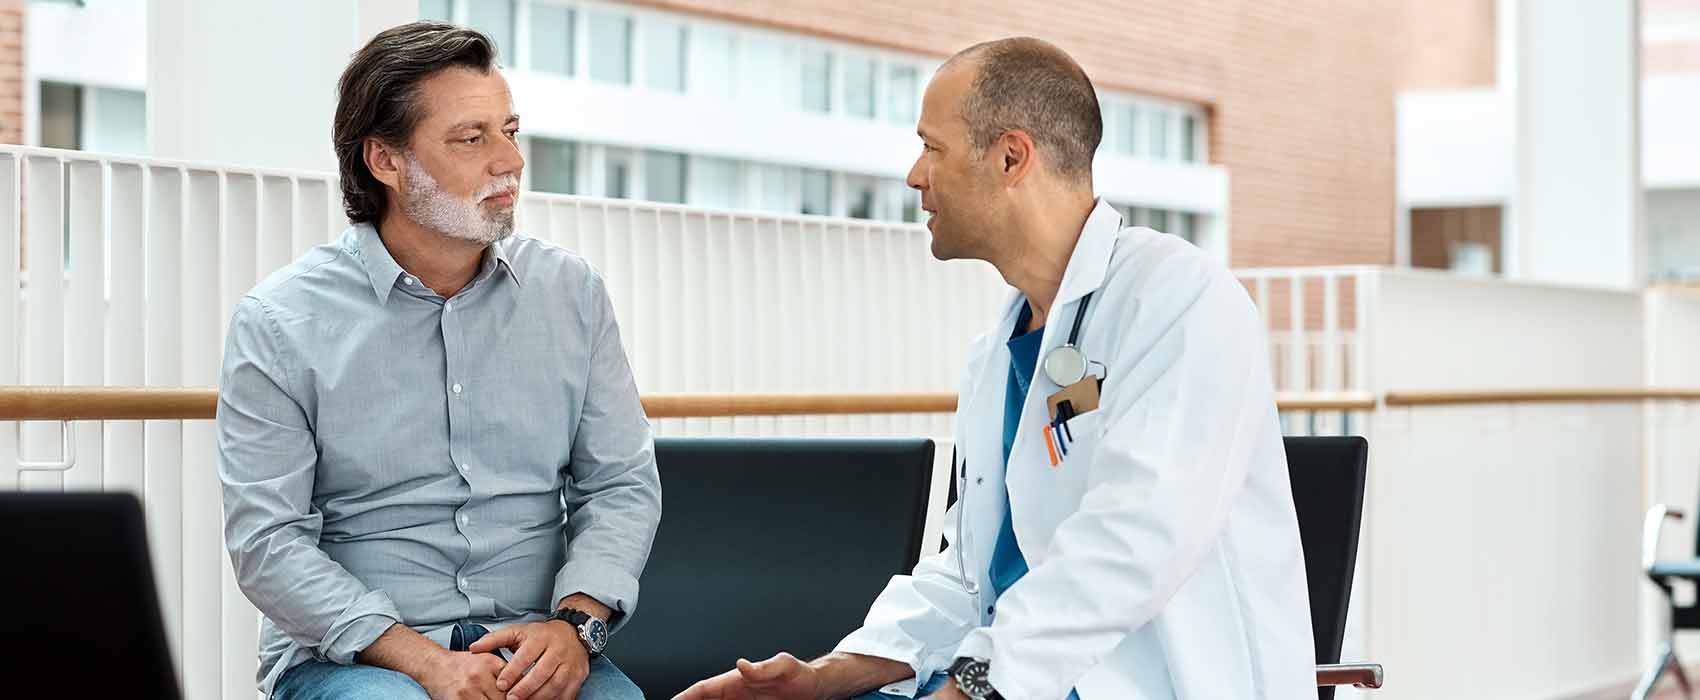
[216,224,662,695]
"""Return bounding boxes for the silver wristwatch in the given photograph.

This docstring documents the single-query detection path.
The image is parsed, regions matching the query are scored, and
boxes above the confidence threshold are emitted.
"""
[548,607,609,657]
[948,657,1002,700]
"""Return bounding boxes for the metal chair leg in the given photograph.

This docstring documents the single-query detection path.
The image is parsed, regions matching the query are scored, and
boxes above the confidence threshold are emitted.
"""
[1636,644,1677,700]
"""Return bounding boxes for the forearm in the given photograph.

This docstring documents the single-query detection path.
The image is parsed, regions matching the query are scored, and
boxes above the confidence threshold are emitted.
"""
[355,623,447,680]
[808,652,916,699]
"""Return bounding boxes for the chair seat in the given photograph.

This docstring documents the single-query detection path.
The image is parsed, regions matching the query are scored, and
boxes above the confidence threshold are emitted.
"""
[1650,560,1700,579]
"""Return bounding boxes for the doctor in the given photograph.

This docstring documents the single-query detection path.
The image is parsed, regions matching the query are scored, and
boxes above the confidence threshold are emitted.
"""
[676,37,1314,700]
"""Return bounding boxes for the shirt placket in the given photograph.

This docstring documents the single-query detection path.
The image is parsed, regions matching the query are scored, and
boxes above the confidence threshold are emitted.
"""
[442,284,495,619]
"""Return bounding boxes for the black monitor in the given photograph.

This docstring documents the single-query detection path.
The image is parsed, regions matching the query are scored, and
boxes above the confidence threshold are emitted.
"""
[616,437,935,700]
[0,491,181,699]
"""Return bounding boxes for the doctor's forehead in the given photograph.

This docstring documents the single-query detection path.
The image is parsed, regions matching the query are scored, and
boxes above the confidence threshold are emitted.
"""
[919,64,976,135]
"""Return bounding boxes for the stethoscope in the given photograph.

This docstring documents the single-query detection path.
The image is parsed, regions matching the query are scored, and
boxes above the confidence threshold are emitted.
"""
[955,292,1095,595]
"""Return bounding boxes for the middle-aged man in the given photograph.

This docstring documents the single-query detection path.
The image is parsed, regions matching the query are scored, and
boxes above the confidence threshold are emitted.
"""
[217,22,659,700]
[679,37,1314,700]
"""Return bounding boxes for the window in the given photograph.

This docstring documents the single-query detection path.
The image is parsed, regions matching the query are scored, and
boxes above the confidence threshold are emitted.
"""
[1148,209,1170,233]
[755,165,797,213]
[1150,110,1172,160]
[1122,104,1141,156]
[903,188,921,224]
[644,151,687,204]
[84,87,146,155]
[1177,212,1198,242]
[739,36,793,107]
[467,0,515,64]
[604,149,634,199]
[41,82,82,150]
[1182,114,1199,162]
[530,137,578,194]
[589,12,632,85]
[687,25,735,100]
[844,57,875,119]
[800,47,832,113]
[800,169,832,215]
[688,156,740,209]
[846,176,877,219]
[530,3,575,75]
[887,65,918,125]
[419,0,453,21]
[643,19,687,92]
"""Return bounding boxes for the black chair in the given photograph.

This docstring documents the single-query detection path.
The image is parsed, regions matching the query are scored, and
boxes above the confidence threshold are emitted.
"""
[616,437,936,700]
[1286,436,1384,697]
[1636,500,1700,699]
[0,491,182,699]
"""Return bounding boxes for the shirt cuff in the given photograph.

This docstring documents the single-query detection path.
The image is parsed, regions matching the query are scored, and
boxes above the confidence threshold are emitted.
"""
[955,629,1043,700]
[319,589,403,665]
[833,628,952,699]
[552,559,641,632]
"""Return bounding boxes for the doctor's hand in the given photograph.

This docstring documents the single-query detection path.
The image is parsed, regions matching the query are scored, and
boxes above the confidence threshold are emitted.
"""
[921,679,969,700]
[673,652,822,700]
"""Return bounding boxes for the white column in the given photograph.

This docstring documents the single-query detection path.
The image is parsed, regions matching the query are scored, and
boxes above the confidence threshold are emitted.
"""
[1510,0,1644,288]
[148,0,417,172]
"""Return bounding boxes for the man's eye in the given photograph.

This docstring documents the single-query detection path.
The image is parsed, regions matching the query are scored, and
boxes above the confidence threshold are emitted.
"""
[504,129,520,140]
[463,136,482,145]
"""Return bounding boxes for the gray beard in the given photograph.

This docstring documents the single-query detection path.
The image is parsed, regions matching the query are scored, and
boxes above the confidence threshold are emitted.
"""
[400,154,516,245]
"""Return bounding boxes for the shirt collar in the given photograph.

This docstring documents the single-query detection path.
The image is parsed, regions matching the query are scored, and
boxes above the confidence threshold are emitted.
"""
[351,224,522,303]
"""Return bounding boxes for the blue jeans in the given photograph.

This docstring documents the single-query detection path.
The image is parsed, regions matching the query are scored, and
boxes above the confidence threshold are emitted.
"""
[273,622,643,700]
[850,673,951,700]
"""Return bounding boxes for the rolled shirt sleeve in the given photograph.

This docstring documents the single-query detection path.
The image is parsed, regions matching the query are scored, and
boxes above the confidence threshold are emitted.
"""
[217,297,402,663]
[551,271,663,630]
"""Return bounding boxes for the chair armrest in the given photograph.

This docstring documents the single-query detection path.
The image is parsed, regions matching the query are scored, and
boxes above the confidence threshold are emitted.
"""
[1645,505,1687,574]
[1317,663,1383,689]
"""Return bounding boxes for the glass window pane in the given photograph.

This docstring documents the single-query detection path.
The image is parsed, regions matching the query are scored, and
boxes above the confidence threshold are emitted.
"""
[41,82,82,150]
[1123,105,1141,156]
[1178,212,1198,242]
[846,177,876,219]
[800,48,832,113]
[529,4,574,75]
[467,0,515,65]
[1150,109,1172,160]
[739,36,792,107]
[85,87,146,155]
[1182,114,1198,162]
[688,156,740,209]
[757,165,796,213]
[605,151,631,199]
[530,137,577,194]
[643,19,687,92]
[589,12,632,85]
[1149,209,1171,233]
[902,188,921,224]
[687,25,735,100]
[845,57,875,119]
[419,0,453,21]
[887,65,918,125]
[643,150,686,204]
[800,169,832,215]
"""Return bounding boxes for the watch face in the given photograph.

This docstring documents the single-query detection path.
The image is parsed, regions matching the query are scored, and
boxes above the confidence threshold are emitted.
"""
[584,618,609,652]
[955,659,994,697]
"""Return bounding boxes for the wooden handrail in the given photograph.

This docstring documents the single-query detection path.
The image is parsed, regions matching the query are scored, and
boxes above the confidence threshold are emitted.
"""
[0,386,1382,422]
[1385,389,1700,406]
[8,386,1698,422]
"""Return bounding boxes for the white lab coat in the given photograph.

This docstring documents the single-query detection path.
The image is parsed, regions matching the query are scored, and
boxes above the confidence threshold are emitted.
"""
[834,199,1315,700]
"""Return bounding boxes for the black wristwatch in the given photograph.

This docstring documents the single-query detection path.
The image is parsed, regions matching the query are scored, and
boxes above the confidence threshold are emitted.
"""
[948,657,1003,700]
[548,607,609,657]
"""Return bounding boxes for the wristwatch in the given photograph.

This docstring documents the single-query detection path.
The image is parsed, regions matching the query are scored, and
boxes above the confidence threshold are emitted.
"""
[548,607,609,657]
[948,657,1003,700]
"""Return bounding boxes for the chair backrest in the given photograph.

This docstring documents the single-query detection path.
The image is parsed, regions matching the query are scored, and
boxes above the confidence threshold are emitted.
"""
[0,491,181,699]
[616,437,936,700]
[1284,436,1369,700]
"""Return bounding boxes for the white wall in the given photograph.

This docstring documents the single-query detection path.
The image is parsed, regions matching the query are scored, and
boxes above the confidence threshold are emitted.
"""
[26,0,147,91]
[1396,89,1512,207]
[1366,270,1648,699]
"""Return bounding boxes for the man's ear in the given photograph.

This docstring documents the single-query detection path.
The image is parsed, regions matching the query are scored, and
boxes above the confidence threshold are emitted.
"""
[365,138,404,192]
[998,129,1037,186]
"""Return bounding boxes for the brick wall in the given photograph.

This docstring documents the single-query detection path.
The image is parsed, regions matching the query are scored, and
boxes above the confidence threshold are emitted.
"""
[0,0,21,146]
[1399,0,1495,89]
[627,0,1404,269]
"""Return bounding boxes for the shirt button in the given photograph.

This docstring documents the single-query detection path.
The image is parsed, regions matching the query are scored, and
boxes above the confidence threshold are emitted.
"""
[452,383,463,394]
[403,276,415,286]
[458,577,469,589]
[459,513,469,526]
[460,463,471,473]
[444,301,453,312]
